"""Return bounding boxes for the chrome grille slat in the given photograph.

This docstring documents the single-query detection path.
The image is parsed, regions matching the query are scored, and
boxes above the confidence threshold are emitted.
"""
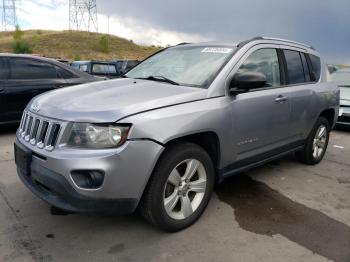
[18,111,62,151]
[25,116,33,141]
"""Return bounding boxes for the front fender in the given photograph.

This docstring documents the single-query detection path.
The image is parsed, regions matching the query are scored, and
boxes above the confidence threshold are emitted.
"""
[119,97,234,169]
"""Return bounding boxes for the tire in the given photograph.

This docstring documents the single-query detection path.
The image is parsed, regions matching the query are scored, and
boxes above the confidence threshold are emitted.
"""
[140,142,214,232]
[296,117,330,165]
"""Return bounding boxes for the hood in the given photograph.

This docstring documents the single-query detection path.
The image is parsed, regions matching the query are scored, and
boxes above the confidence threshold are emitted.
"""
[28,78,208,122]
[340,86,350,106]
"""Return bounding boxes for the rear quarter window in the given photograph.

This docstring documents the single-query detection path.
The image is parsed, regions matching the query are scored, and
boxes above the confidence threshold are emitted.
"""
[309,54,321,81]
[56,66,78,79]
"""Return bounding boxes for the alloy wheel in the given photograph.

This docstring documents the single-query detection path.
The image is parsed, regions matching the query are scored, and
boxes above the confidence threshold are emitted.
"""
[312,124,327,159]
[163,159,207,220]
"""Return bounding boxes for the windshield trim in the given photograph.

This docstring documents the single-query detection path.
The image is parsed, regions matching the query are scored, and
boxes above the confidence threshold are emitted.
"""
[125,45,237,89]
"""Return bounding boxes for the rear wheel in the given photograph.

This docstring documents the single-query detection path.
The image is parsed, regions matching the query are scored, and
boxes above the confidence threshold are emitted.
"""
[140,143,214,232]
[296,117,330,165]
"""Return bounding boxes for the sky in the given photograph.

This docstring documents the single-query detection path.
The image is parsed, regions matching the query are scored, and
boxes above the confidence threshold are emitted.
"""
[14,0,350,64]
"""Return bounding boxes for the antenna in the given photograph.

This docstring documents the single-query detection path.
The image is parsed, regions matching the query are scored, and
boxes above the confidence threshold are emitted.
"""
[69,0,98,32]
[1,0,17,31]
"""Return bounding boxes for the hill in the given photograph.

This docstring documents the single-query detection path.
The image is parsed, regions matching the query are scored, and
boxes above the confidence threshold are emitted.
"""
[0,30,160,61]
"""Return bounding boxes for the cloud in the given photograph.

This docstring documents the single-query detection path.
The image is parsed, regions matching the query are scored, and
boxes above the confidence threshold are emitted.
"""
[16,0,207,47]
[13,0,350,64]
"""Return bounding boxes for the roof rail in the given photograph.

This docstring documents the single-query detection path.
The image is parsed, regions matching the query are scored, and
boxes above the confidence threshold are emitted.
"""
[238,36,314,50]
[260,37,314,50]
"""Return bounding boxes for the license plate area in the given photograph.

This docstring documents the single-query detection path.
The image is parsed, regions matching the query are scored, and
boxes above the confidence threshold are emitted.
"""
[14,143,32,176]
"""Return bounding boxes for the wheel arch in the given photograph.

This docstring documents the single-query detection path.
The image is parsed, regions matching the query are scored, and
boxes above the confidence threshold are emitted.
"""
[319,108,336,128]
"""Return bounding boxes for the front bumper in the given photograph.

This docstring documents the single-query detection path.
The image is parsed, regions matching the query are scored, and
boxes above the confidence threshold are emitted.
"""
[15,134,164,214]
[336,106,350,126]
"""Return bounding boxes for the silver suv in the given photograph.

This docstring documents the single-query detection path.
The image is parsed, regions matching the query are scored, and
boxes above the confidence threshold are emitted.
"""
[14,37,339,231]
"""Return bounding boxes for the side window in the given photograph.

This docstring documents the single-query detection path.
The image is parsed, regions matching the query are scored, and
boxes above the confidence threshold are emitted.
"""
[309,54,321,81]
[300,53,311,82]
[0,58,7,79]
[284,50,305,85]
[9,58,59,80]
[79,64,88,72]
[238,48,281,87]
[92,64,117,75]
[56,66,77,79]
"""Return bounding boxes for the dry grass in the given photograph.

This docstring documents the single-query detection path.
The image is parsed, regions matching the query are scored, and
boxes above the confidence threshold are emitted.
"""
[0,30,160,60]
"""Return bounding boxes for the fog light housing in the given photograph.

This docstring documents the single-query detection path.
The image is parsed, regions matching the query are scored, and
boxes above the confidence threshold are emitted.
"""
[71,170,105,189]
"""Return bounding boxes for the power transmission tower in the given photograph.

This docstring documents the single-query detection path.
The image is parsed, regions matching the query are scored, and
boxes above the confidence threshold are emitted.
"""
[1,0,18,31]
[69,0,98,32]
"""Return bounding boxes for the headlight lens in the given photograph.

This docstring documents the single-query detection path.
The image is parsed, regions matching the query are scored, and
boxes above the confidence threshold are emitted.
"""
[67,123,130,149]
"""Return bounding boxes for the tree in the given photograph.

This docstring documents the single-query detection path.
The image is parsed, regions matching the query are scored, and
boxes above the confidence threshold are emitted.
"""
[12,26,32,54]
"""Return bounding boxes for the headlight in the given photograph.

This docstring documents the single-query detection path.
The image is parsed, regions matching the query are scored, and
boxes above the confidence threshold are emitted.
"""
[67,123,131,149]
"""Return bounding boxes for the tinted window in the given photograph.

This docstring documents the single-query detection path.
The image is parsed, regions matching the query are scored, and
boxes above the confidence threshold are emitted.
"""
[300,53,311,82]
[10,58,59,80]
[56,66,76,79]
[309,54,321,81]
[0,58,7,79]
[92,64,117,74]
[238,48,281,87]
[284,50,305,84]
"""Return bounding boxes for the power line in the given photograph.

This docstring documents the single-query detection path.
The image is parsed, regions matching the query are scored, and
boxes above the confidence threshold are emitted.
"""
[69,0,98,32]
[1,0,17,31]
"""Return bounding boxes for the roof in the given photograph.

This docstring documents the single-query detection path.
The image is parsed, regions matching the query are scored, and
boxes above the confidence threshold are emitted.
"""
[170,37,316,52]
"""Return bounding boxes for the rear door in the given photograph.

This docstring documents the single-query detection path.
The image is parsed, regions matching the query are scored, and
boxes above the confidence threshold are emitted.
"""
[281,48,317,140]
[0,57,9,122]
[5,57,67,122]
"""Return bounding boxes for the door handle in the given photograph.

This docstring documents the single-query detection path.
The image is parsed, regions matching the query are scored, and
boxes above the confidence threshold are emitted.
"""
[275,95,288,103]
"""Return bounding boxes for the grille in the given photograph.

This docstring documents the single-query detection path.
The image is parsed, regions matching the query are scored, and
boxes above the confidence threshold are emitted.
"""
[19,111,62,151]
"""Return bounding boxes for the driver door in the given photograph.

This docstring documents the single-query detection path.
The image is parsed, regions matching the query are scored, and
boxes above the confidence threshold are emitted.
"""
[229,46,293,163]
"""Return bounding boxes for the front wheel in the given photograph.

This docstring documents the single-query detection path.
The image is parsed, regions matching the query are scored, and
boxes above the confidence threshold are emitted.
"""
[140,143,214,232]
[296,117,330,165]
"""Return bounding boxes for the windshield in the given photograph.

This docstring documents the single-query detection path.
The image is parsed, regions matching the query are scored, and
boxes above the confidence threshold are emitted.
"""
[126,46,235,88]
[331,70,350,87]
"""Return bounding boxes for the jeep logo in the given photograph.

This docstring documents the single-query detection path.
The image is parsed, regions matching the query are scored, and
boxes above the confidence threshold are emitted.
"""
[31,102,40,113]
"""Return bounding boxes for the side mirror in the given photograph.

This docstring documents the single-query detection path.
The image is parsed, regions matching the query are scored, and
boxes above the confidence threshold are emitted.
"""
[229,72,267,94]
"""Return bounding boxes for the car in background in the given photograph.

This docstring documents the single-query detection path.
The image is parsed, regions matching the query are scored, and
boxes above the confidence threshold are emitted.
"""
[71,60,121,79]
[114,60,139,75]
[332,69,350,126]
[328,64,339,74]
[0,54,99,125]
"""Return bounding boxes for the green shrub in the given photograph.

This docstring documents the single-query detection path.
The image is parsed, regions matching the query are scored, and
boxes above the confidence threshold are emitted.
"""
[12,25,32,54]
[12,40,32,54]
[98,35,110,53]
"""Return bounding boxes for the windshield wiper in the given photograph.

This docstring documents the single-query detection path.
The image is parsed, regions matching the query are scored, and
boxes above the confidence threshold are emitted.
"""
[137,75,179,85]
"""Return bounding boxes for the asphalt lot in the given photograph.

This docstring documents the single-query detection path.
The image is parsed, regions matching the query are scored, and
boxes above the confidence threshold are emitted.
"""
[0,125,349,262]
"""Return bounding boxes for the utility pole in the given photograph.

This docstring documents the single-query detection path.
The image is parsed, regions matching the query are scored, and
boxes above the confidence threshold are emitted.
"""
[1,0,17,31]
[69,0,98,32]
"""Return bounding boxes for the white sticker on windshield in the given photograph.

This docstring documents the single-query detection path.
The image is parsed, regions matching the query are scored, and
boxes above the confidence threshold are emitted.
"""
[201,47,233,54]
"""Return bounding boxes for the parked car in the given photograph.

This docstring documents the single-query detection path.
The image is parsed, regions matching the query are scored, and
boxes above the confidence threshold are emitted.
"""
[331,68,350,126]
[114,60,139,75]
[71,60,121,78]
[0,54,99,125]
[14,37,339,231]
[328,64,339,74]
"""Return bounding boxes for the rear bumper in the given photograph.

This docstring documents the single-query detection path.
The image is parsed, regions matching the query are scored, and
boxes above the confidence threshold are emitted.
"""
[336,107,350,126]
